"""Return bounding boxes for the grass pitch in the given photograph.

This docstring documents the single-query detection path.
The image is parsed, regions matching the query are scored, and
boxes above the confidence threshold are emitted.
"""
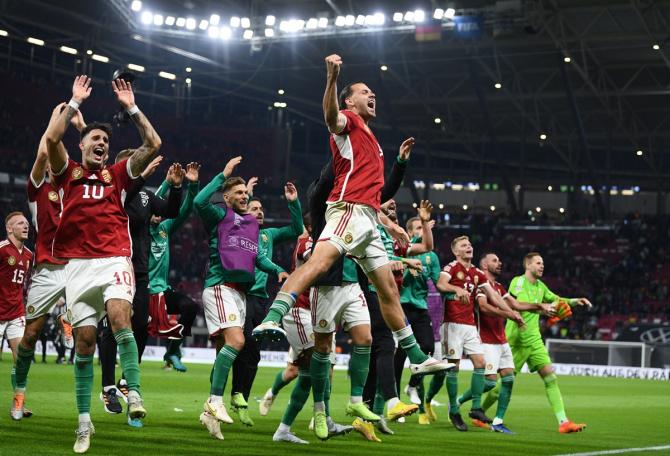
[1,357,669,456]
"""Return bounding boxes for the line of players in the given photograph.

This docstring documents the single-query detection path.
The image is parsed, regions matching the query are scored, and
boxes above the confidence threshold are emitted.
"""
[0,53,592,454]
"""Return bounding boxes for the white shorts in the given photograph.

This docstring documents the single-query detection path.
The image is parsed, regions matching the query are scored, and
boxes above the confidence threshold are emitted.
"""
[287,337,337,365]
[482,343,514,375]
[284,307,314,363]
[26,263,66,320]
[318,202,389,274]
[0,316,25,341]
[310,282,370,334]
[440,322,484,359]
[202,284,246,336]
[65,257,135,328]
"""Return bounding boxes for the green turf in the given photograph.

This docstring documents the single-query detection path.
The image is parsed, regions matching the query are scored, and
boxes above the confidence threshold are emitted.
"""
[1,357,669,455]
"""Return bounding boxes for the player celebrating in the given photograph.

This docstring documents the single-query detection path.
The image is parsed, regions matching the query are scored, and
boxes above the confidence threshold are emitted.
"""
[11,103,84,420]
[1,212,33,411]
[44,75,161,453]
[194,156,288,440]
[255,54,450,382]
[230,179,303,426]
[149,163,201,372]
[505,252,591,433]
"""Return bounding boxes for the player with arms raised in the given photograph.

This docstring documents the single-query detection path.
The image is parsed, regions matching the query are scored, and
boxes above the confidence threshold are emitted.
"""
[44,75,161,453]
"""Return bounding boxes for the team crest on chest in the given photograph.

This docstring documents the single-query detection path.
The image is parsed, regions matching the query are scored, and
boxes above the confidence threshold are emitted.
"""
[48,190,59,202]
[425,256,431,265]
[72,167,83,180]
[101,169,112,184]
[457,271,465,280]
[7,256,16,266]
[140,191,149,207]
[159,230,167,238]
[261,234,268,243]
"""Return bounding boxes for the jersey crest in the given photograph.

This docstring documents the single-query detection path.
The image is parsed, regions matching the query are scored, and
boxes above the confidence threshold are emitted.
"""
[72,167,83,180]
[140,191,149,207]
[48,191,59,202]
[7,256,15,266]
[101,169,112,184]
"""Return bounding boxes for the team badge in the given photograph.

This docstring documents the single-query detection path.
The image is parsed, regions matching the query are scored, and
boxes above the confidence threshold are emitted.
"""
[344,233,353,244]
[262,234,268,243]
[486,364,493,371]
[101,169,112,184]
[159,230,167,238]
[457,271,465,280]
[426,256,431,265]
[72,167,83,180]
[449,348,455,356]
[48,191,59,202]
[7,256,16,266]
[230,314,237,321]
[319,319,328,328]
[27,305,35,315]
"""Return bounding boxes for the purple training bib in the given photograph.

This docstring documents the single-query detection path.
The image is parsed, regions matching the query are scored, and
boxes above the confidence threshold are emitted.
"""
[217,206,260,275]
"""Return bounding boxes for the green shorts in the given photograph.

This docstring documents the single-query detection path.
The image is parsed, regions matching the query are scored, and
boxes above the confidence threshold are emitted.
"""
[510,340,552,373]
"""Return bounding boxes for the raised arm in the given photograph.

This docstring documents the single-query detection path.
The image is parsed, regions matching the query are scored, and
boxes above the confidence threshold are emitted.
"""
[266,182,304,244]
[45,76,92,173]
[194,156,241,228]
[323,54,348,134]
[112,79,162,178]
[408,200,434,255]
[149,163,183,218]
[165,162,200,235]
[32,103,71,185]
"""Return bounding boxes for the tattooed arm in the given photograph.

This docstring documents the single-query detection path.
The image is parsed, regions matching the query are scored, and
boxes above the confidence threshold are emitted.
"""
[112,78,162,178]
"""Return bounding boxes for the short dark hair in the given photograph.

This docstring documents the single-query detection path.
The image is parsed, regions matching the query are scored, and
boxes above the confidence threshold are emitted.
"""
[479,252,495,267]
[222,176,246,193]
[115,149,135,163]
[338,82,363,109]
[80,122,113,141]
[524,252,541,267]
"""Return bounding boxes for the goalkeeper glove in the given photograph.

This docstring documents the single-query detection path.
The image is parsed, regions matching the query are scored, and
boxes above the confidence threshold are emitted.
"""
[547,300,572,327]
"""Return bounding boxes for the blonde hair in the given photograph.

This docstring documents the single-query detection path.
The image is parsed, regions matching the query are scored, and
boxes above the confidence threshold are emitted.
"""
[524,252,541,267]
[5,211,24,226]
[451,235,469,251]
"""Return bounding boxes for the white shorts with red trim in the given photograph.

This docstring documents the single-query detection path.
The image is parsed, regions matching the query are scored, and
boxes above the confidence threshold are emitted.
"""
[440,322,484,359]
[202,284,246,336]
[26,263,66,320]
[65,257,135,328]
[482,342,514,375]
[310,282,370,334]
[283,307,314,363]
[0,316,25,341]
[318,201,389,274]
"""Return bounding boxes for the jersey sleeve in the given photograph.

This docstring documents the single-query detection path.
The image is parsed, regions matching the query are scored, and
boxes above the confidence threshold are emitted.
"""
[115,159,135,191]
[26,178,40,202]
[52,159,77,188]
[427,253,441,283]
[508,276,521,298]
[442,262,454,281]
[497,283,510,298]
[475,268,488,289]
[338,110,358,136]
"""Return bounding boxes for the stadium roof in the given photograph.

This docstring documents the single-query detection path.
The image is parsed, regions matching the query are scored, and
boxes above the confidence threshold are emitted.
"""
[1,0,669,215]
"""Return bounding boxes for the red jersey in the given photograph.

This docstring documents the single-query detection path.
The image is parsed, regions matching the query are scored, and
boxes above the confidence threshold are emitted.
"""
[477,280,510,344]
[27,176,65,265]
[442,260,487,326]
[0,240,33,320]
[52,159,135,259]
[291,236,313,310]
[327,110,384,210]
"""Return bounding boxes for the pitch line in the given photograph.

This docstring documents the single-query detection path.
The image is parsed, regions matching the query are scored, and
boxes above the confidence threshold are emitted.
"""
[555,445,670,456]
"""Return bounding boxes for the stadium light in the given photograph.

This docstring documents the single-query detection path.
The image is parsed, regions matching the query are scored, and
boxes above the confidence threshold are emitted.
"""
[364,15,374,26]
[490,205,496,211]
[547,185,553,191]
[210,14,220,26]
[220,26,232,40]
[91,54,109,63]
[540,133,548,140]
[208,26,220,38]
[307,18,318,29]
[414,9,426,22]
[494,82,502,89]
[318,17,328,28]
[278,89,285,95]
[653,43,660,50]
[241,17,251,28]
[186,18,196,30]
[243,29,253,40]
[176,17,186,27]
[439,203,445,209]
[0,30,7,37]
[445,8,456,19]
[159,71,176,80]
[185,67,192,72]
[536,206,542,212]
[345,15,355,26]
[434,117,441,124]
[433,9,444,19]
[59,46,78,55]
[373,13,385,25]
[86,49,93,55]
[141,11,152,25]
[265,28,275,37]
[380,65,388,71]
[185,77,192,84]
[153,15,164,26]
[131,0,142,12]
[636,149,643,156]
[165,16,175,26]
[273,102,287,108]
[559,207,565,213]
[127,63,145,72]
[412,203,418,208]
[335,16,346,26]
[265,15,276,26]
[230,16,240,28]
[393,12,403,22]
[564,56,571,63]
[355,15,365,26]
[199,20,209,30]
[462,204,468,210]
[404,11,415,22]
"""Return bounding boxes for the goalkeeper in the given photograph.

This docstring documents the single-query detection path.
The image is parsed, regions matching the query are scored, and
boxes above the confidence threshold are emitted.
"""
[486,252,592,434]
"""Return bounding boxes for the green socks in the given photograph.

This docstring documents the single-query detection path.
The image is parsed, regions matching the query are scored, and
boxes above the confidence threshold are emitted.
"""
[324,376,332,416]
[496,374,514,420]
[457,377,497,406]
[210,345,239,396]
[470,368,487,409]
[14,345,34,391]
[11,366,16,390]
[425,372,446,403]
[114,328,141,394]
[262,292,296,324]
[350,345,370,399]
[281,370,311,426]
[543,373,568,423]
[271,370,291,396]
[446,370,459,414]
[482,381,500,412]
[394,326,429,364]
[310,350,331,411]
[74,354,94,414]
